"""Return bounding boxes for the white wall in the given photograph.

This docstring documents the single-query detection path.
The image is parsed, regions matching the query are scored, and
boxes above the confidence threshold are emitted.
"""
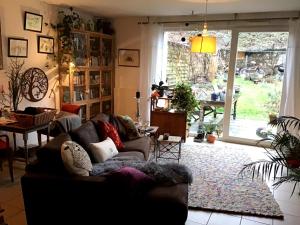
[113,17,142,120]
[0,0,59,146]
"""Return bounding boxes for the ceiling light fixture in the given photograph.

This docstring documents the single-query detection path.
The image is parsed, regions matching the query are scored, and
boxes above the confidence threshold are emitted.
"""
[190,0,216,53]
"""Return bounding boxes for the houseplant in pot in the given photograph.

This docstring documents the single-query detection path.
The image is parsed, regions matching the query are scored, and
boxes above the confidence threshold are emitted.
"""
[240,116,300,195]
[171,82,198,124]
[203,121,218,144]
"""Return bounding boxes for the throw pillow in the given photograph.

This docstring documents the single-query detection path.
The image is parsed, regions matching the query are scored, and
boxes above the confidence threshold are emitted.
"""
[61,141,93,176]
[105,166,155,196]
[117,115,142,140]
[89,137,119,163]
[98,120,124,149]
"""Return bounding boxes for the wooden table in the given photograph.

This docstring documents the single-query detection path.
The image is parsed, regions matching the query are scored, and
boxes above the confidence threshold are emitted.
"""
[0,122,49,165]
[199,96,239,122]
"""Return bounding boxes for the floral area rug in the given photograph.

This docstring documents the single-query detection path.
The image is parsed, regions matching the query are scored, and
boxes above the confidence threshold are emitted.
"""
[154,141,283,218]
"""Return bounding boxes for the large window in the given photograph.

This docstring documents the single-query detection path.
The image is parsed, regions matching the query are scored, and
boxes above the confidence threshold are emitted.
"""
[162,29,289,142]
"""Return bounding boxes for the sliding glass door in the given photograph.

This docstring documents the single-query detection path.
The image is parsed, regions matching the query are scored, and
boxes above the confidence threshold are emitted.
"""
[222,30,289,143]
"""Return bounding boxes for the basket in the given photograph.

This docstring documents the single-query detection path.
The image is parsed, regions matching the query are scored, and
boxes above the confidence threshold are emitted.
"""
[13,107,57,127]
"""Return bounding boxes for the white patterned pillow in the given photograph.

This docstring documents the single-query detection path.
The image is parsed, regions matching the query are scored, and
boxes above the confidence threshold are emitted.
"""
[89,137,119,163]
[61,141,93,176]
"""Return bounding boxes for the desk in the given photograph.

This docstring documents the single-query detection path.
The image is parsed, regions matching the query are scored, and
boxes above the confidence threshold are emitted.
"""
[199,96,239,122]
[0,122,49,165]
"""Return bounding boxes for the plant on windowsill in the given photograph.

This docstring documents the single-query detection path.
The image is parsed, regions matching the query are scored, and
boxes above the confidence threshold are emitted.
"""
[171,82,198,124]
[240,116,300,195]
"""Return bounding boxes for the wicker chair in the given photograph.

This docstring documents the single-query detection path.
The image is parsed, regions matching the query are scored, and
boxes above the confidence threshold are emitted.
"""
[0,135,14,182]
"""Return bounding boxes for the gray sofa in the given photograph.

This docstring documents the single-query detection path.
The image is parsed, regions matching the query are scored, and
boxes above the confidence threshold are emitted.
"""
[21,113,189,225]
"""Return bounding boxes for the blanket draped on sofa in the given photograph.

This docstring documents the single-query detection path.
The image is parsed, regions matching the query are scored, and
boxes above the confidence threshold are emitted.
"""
[91,160,193,185]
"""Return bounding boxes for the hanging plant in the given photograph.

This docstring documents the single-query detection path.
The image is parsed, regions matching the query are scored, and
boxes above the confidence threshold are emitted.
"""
[57,7,82,62]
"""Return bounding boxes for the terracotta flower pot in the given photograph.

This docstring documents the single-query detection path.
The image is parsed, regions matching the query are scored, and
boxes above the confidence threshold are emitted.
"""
[207,134,216,144]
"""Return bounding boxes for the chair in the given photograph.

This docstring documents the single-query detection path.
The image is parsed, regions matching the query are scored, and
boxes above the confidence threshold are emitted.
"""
[0,135,14,182]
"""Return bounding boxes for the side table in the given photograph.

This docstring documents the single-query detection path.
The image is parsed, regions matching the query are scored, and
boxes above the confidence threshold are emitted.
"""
[156,135,182,163]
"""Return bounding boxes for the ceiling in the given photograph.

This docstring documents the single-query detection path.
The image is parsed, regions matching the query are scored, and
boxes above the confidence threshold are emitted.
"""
[44,0,300,17]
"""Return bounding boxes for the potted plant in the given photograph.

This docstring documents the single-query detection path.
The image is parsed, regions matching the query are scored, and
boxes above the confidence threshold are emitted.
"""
[240,116,300,195]
[203,121,218,143]
[57,7,82,62]
[171,82,198,123]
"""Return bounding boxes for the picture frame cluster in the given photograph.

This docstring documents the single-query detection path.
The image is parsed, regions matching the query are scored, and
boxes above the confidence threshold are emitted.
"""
[7,11,54,58]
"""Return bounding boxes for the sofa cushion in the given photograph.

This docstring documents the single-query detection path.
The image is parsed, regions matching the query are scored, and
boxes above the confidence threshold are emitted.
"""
[117,115,142,140]
[69,121,100,162]
[36,133,72,173]
[112,151,145,161]
[89,137,119,163]
[91,113,110,123]
[61,141,93,176]
[98,121,124,150]
[110,115,128,141]
[123,136,151,160]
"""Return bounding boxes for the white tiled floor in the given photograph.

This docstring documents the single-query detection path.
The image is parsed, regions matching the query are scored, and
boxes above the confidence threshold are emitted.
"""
[0,141,300,225]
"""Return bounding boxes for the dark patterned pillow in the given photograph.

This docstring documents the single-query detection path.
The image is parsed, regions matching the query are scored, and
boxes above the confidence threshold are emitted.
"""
[117,115,142,140]
[61,141,93,176]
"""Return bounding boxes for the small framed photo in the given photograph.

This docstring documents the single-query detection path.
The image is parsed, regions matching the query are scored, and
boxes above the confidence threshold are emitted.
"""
[38,36,54,54]
[24,11,43,32]
[8,38,28,58]
[118,49,140,67]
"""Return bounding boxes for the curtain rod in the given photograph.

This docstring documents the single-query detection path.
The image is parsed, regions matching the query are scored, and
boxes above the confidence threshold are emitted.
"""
[137,11,300,25]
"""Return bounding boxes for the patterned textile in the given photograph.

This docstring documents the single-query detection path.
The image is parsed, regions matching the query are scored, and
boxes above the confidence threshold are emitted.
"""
[117,115,142,140]
[61,141,93,176]
[154,142,283,218]
[98,121,124,149]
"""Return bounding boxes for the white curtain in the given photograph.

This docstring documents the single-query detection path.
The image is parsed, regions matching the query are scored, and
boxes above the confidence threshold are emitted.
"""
[139,24,164,122]
[280,19,300,118]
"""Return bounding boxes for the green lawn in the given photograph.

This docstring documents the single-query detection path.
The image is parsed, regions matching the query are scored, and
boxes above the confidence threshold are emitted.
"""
[231,77,282,120]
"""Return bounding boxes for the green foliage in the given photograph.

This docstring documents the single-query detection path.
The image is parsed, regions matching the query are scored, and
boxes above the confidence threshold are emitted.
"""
[265,89,281,115]
[203,120,218,133]
[171,82,198,118]
[57,7,82,55]
[240,116,300,195]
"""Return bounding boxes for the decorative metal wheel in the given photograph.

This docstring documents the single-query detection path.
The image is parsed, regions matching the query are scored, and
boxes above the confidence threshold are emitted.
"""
[21,67,48,102]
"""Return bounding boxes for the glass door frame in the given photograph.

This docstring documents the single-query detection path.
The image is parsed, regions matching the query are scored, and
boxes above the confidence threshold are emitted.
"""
[221,26,289,145]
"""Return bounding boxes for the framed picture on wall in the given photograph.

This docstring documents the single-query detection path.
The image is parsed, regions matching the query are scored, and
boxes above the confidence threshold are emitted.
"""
[38,36,54,54]
[0,20,3,69]
[118,49,140,67]
[8,38,28,58]
[24,11,43,32]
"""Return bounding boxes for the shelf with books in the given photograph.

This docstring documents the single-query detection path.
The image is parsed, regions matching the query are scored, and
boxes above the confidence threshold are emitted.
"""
[59,28,114,120]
